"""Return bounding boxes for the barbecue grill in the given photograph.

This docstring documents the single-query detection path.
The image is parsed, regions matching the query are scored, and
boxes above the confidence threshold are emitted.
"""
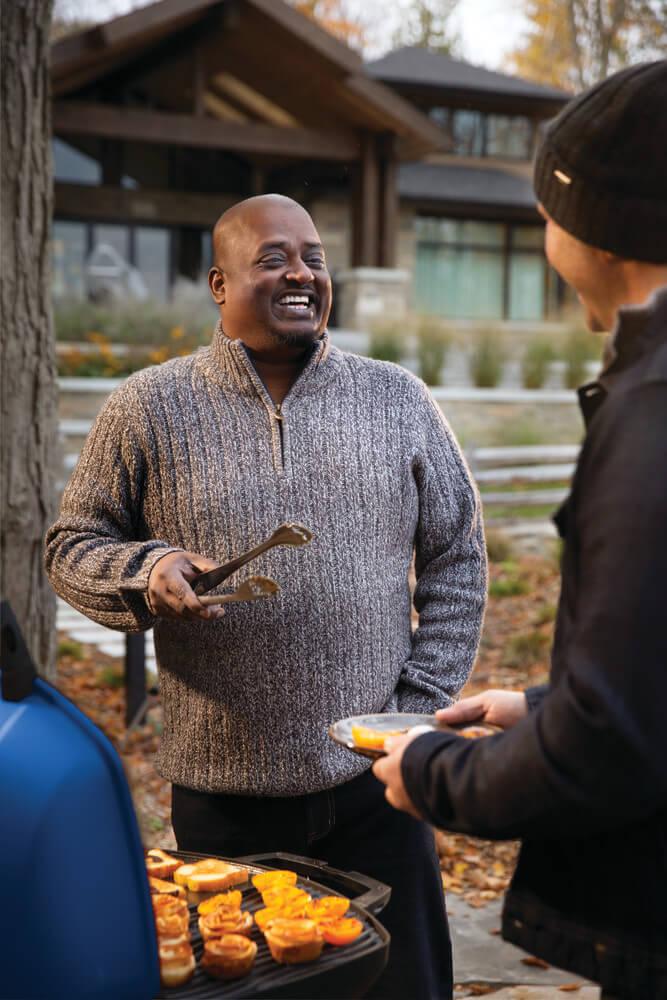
[0,603,390,999]
[158,851,390,1000]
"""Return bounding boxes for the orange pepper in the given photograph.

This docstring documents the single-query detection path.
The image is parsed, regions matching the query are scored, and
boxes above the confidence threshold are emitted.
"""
[252,870,298,893]
[351,724,404,750]
[261,885,310,908]
[197,890,243,915]
[307,897,350,924]
[321,917,364,946]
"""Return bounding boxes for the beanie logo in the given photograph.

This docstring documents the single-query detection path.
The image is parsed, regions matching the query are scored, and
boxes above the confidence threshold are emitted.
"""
[554,169,572,185]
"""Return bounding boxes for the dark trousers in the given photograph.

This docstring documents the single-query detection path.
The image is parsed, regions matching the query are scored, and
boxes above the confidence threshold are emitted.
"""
[172,768,453,1000]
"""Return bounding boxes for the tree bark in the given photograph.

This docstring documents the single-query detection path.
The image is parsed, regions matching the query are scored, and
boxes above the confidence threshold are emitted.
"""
[1,0,57,677]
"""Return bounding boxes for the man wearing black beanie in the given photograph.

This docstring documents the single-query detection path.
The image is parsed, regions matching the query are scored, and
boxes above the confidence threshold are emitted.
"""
[374,62,667,1000]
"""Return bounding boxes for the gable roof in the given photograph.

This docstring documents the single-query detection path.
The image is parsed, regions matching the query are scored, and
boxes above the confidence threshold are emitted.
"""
[51,0,443,159]
[367,46,569,107]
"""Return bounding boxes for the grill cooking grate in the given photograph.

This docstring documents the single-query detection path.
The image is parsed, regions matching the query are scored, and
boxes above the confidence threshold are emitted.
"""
[154,852,389,999]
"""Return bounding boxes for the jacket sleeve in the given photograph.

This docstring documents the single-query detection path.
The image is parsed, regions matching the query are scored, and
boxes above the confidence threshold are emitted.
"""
[401,382,667,838]
[397,383,487,713]
[44,383,179,632]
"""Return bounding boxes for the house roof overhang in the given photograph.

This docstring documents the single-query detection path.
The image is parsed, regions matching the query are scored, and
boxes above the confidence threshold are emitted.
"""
[399,161,541,222]
[51,0,443,160]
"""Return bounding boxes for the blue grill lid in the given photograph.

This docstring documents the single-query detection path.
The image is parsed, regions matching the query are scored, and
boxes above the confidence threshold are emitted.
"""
[0,602,159,1000]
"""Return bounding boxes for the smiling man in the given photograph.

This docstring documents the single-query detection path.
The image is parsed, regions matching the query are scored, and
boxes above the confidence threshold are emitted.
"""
[45,194,487,999]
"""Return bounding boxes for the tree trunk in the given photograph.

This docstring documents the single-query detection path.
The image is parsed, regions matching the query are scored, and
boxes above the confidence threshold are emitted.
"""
[1,0,57,677]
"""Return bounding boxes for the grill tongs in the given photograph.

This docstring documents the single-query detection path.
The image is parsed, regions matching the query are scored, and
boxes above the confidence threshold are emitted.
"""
[191,522,313,601]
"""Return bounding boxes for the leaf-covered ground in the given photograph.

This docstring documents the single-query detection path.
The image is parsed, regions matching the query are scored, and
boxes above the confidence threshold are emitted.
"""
[55,548,560,908]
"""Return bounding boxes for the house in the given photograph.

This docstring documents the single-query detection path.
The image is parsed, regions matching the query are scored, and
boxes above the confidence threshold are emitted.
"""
[50,0,569,328]
[366,46,570,323]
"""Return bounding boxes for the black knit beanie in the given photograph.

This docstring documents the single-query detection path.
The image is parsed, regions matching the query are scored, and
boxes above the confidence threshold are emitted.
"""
[534,61,667,263]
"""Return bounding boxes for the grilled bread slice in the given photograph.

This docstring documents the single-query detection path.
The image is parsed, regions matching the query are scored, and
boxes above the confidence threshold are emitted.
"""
[175,859,248,893]
[145,848,180,880]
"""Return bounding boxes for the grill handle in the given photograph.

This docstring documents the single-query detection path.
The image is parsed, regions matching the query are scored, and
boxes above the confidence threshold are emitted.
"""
[234,851,391,916]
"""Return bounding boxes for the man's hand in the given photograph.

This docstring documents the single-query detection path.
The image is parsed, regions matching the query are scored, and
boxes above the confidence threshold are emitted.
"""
[436,689,528,730]
[147,550,223,622]
[372,730,425,819]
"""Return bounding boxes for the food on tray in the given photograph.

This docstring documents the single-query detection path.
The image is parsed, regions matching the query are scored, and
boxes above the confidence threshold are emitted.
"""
[173,863,196,886]
[197,890,243,916]
[174,858,248,892]
[152,895,189,937]
[201,934,258,980]
[261,885,311,909]
[263,917,324,964]
[149,875,186,898]
[199,907,254,940]
[252,869,298,893]
[459,725,492,739]
[254,892,312,931]
[307,896,350,924]
[321,916,364,946]
[145,848,180,880]
[158,938,196,988]
[351,723,404,750]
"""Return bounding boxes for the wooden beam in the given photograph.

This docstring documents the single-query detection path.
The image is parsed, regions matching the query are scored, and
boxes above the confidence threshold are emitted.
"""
[203,91,249,123]
[211,72,300,127]
[378,134,398,268]
[352,133,379,267]
[53,101,359,161]
[55,181,236,228]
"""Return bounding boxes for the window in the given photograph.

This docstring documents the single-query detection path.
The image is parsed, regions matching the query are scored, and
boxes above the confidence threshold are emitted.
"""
[135,227,170,302]
[51,222,213,302]
[53,139,101,185]
[415,217,554,321]
[427,109,536,160]
[415,218,504,320]
[52,221,88,299]
[487,114,533,159]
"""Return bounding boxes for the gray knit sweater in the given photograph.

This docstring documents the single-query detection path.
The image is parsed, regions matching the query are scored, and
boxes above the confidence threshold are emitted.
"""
[45,326,487,796]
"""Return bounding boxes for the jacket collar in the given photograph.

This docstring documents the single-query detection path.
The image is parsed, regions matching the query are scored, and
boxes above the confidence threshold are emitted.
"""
[201,321,343,399]
[577,283,667,426]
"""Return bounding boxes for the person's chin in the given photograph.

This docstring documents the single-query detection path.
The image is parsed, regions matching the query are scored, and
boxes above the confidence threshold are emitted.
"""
[269,322,322,347]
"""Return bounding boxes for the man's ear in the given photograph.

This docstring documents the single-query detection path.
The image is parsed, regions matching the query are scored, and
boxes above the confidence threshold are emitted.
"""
[208,266,225,305]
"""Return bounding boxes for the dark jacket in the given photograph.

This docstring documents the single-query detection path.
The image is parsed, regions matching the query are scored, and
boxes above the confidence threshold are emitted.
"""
[403,286,667,999]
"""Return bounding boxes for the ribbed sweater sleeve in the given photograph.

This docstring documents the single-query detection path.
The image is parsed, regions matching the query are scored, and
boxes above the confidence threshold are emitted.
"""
[44,381,178,632]
[398,384,487,712]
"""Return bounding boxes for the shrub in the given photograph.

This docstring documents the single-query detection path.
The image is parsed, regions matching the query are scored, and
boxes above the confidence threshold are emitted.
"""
[534,602,557,626]
[54,298,214,347]
[57,638,83,659]
[501,630,550,668]
[521,339,556,389]
[562,328,601,389]
[485,529,513,564]
[98,666,125,689]
[416,317,451,385]
[469,331,505,388]
[368,321,403,363]
[489,561,530,598]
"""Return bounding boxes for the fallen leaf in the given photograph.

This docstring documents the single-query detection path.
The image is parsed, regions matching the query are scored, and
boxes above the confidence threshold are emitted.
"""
[521,956,551,969]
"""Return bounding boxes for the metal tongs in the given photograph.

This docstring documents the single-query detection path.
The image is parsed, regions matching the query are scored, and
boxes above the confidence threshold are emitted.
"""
[192,522,313,597]
[199,575,280,606]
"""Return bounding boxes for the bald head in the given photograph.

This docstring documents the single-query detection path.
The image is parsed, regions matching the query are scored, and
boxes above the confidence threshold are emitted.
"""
[212,195,312,271]
[207,193,332,352]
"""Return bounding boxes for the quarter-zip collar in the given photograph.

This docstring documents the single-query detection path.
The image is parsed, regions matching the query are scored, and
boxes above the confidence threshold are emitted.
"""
[203,320,342,401]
